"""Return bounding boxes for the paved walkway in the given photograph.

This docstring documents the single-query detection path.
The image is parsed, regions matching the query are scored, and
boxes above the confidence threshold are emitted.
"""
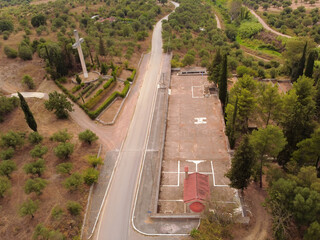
[10,92,48,99]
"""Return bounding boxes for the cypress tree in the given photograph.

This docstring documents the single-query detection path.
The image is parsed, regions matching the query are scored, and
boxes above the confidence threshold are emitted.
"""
[18,92,37,132]
[219,54,228,110]
[99,37,106,56]
[292,42,307,82]
[305,50,318,78]
[208,48,222,84]
[226,135,255,191]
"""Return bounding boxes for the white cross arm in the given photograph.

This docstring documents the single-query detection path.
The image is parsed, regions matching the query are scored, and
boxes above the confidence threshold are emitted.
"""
[72,38,84,49]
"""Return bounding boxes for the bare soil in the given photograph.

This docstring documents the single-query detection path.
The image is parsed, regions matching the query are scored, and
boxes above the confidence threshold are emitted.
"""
[0,98,100,240]
[98,98,123,123]
[232,183,273,240]
[258,1,320,12]
[119,69,133,80]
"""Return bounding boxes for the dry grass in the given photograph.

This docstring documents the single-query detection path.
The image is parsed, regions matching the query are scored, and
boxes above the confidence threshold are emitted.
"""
[0,98,100,239]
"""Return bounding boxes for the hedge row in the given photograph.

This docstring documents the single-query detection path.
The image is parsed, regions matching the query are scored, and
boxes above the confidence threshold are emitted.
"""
[102,77,114,89]
[86,81,131,119]
[55,80,79,103]
[84,80,116,110]
[71,83,84,93]
[80,83,94,96]
[127,69,136,82]
[85,78,104,98]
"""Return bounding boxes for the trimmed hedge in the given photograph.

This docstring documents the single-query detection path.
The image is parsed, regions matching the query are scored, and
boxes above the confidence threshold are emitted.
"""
[55,80,79,103]
[87,81,131,119]
[80,83,93,96]
[127,69,136,82]
[71,83,84,93]
[102,77,114,89]
[84,80,116,110]
[85,78,104,98]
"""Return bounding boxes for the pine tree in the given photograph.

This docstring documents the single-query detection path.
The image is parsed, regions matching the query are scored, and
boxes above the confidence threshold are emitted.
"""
[208,48,222,84]
[219,54,228,110]
[305,50,318,78]
[18,92,37,132]
[226,135,255,191]
[291,42,307,82]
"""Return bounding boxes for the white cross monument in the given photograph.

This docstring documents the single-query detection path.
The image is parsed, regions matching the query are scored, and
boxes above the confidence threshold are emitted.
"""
[72,30,88,78]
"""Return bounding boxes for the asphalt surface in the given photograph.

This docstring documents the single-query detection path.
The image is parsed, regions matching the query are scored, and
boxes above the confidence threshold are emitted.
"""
[95,3,179,240]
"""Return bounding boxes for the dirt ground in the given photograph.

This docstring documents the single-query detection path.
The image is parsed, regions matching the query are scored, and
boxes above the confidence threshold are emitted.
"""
[0,98,100,240]
[159,74,240,215]
[98,98,123,123]
[232,183,274,240]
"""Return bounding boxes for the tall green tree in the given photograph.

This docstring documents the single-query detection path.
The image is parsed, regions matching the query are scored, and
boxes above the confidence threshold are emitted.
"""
[278,76,316,166]
[226,75,257,147]
[256,83,283,126]
[250,125,287,188]
[44,91,73,119]
[291,42,307,82]
[99,37,106,56]
[305,50,318,78]
[18,92,37,132]
[226,135,256,191]
[219,54,228,110]
[208,48,222,84]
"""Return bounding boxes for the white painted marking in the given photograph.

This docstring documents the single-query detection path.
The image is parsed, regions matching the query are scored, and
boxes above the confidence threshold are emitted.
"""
[161,161,180,187]
[194,117,207,125]
[211,161,228,187]
[163,171,212,174]
[192,86,204,98]
[168,89,171,95]
[186,160,206,172]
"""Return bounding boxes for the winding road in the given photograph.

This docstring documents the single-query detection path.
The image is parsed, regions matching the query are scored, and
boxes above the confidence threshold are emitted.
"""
[95,3,179,240]
[247,8,292,38]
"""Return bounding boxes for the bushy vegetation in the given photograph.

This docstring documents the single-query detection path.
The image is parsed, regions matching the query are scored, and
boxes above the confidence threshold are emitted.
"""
[0,96,19,122]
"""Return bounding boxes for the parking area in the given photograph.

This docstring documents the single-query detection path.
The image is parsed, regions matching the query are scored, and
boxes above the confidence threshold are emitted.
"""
[158,74,241,214]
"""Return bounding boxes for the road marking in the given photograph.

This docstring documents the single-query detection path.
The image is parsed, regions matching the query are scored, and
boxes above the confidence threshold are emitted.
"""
[211,161,228,187]
[191,86,204,98]
[186,160,206,172]
[194,117,207,124]
[158,199,184,202]
[162,161,180,187]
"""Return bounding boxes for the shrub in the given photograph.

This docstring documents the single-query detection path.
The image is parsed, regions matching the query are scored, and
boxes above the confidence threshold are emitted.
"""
[85,78,104,98]
[0,131,24,149]
[23,158,45,177]
[83,168,99,185]
[0,160,16,178]
[51,205,64,220]
[30,144,48,158]
[100,63,109,75]
[50,129,72,142]
[78,130,98,145]
[18,45,33,60]
[28,132,43,144]
[0,147,14,160]
[238,21,263,39]
[87,155,103,167]
[45,91,74,119]
[24,178,47,195]
[31,14,46,27]
[0,96,19,122]
[182,54,195,66]
[4,46,17,58]
[21,75,35,89]
[54,142,74,159]
[84,80,115,109]
[19,199,38,218]
[0,176,11,198]
[67,201,82,216]
[56,162,73,175]
[0,19,14,32]
[63,172,84,191]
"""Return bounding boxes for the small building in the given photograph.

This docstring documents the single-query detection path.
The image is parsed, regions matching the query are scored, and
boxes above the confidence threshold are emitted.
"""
[183,167,210,213]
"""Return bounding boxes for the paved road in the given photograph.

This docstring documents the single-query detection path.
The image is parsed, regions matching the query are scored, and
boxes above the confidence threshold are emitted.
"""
[95,3,179,240]
[248,8,292,38]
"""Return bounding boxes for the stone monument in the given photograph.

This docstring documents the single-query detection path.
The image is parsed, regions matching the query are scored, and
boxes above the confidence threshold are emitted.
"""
[72,30,88,78]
